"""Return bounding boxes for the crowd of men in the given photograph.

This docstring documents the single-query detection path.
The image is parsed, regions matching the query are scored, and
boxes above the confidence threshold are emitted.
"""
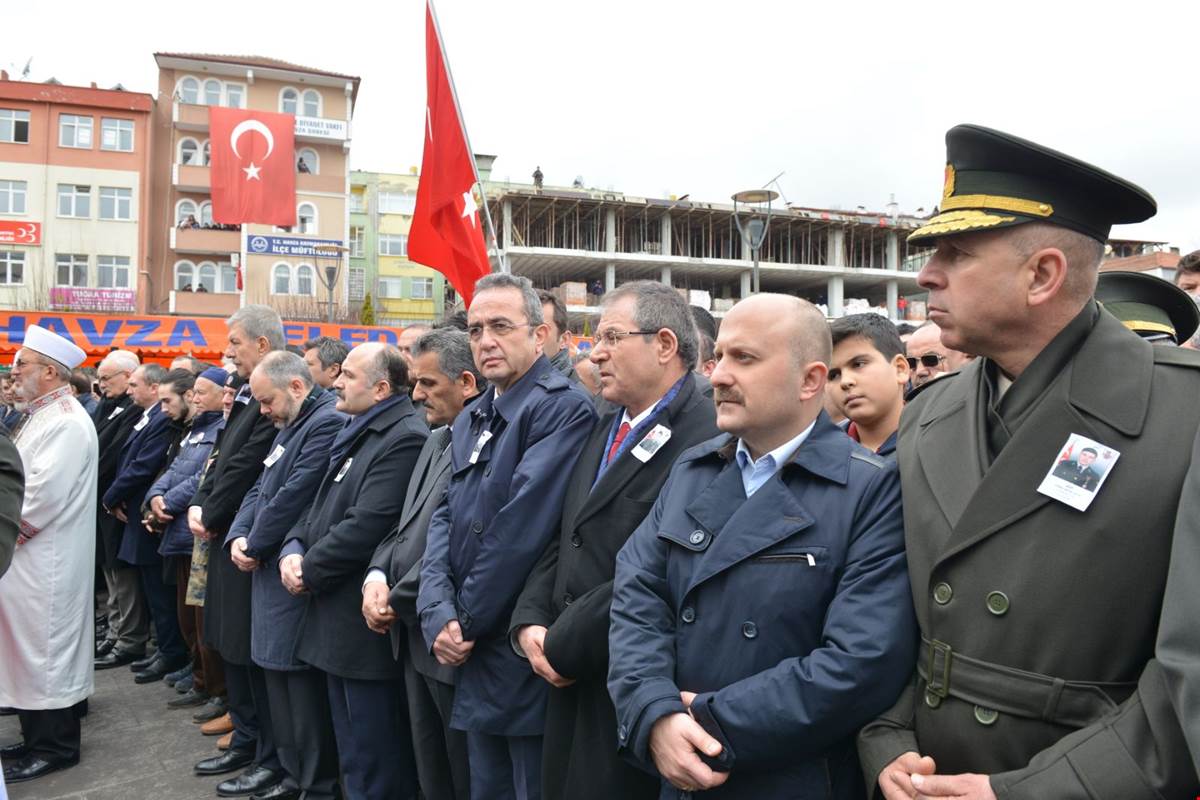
[4,122,1200,800]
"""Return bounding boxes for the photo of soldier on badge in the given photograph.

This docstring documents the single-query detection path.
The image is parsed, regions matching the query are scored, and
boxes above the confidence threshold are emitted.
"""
[1037,433,1120,510]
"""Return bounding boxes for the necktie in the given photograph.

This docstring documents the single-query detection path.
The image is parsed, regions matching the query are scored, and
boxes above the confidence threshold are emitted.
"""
[607,421,632,464]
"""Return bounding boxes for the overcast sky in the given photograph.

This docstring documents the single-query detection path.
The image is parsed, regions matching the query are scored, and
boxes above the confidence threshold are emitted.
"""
[10,1,1200,250]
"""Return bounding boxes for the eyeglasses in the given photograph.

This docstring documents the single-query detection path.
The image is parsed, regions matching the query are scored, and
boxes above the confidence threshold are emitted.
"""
[11,357,47,373]
[467,320,531,341]
[906,353,947,370]
[591,329,656,348]
[97,371,129,383]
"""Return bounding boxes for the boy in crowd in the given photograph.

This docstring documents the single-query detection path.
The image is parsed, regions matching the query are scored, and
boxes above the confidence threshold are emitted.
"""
[827,314,909,457]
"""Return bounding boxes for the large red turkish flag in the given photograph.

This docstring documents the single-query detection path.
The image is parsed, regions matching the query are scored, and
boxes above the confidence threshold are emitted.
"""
[209,107,296,227]
[408,0,492,306]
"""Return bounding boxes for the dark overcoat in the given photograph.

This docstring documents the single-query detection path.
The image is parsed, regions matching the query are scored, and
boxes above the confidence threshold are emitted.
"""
[0,432,23,579]
[104,405,173,566]
[510,374,718,800]
[94,394,140,567]
[609,416,916,800]
[857,307,1200,798]
[293,395,427,680]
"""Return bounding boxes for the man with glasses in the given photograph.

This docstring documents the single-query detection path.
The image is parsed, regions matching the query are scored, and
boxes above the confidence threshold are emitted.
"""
[418,273,596,800]
[0,326,97,784]
[511,281,718,800]
[904,322,972,389]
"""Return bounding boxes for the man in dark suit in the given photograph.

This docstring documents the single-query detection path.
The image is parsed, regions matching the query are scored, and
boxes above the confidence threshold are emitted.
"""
[1050,447,1101,490]
[283,343,428,800]
[364,328,483,800]
[101,363,186,683]
[418,274,596,800]
[189,306,286,795]
[0,431,22,579]
[857,125,1200,799]
[93,350,150,667]
[510,280,719,800]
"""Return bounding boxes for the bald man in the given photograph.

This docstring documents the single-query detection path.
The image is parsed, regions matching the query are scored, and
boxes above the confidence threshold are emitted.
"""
[607,294,917,798]
[904,322,972,389]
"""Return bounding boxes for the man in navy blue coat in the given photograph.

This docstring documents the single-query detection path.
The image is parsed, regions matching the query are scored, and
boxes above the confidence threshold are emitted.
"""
[607,294,917,799]
[102,363,187,683]
[418,273,597,800]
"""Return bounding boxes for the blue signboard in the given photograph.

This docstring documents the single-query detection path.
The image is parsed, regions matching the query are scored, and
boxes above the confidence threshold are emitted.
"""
[246,235,343,258]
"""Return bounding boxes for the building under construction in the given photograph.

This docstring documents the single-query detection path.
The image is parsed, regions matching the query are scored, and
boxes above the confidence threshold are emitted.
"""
[485,181,933,323]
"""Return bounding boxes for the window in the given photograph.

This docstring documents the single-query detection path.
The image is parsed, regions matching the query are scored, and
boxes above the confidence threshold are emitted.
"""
[56,254,88,287]
[99,187,133,221]
[176,199,198,226]
[219,263,238,293]
[59,114,93,148]
[0,109,31,144]
[302,90,321,117]
[0,252,24,285]
[178,137,200,165]
[297,148,318,175]
[273,263,291,294]
[296,264,315,295]
[377,277,404,298]
[411,277,433,299]
[101,118,134,151]
[199,201,213,226]
[174,260,196,290]
[203,80,222,106]
[57,184,90,218]
[379,192,416,215]
[179,77,199,104]
[197,262,217,292]
[0,180,26,214]
[379,234,408,256]
[97,256,131,288]
[350,226,364,257]
[297,203,318,235]
[349,192,365,213]
[202,140,211,166]
[281,88,298,115]
[225,84,244,108]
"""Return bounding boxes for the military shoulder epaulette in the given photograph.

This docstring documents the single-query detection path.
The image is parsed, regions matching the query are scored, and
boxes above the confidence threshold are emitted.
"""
[535,370,572,392]
[904,370,960,404]
[1152,346,1200,369]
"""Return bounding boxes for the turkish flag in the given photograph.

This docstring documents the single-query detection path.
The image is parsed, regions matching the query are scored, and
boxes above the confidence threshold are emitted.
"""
[209,107,295,227]
[408,0,492,306]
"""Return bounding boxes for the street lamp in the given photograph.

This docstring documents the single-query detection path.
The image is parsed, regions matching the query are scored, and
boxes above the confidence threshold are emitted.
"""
[313,244,347,324]
[731,188,779,295]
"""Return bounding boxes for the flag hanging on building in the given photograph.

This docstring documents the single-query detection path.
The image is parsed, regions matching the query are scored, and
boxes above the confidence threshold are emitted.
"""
[209,107,296,227]
[408,0,492,306]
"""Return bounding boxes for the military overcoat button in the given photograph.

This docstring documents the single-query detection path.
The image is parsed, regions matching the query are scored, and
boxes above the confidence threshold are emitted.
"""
[924,689,942,709]
[471,520,483,534]
[986,591,1010,616]
[974,705,999,725]
[689,530,706,545]
[741,622,758,639]
[570,534,582,548]
[681,607,696,623]
[933,583,953,605]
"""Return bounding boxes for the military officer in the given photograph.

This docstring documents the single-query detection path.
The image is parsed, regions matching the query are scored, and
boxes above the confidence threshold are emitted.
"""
[856,124,1200,798]
[1095,269,1200,345]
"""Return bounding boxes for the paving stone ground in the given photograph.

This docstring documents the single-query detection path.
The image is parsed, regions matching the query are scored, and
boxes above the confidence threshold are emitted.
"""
[2,664,227,800]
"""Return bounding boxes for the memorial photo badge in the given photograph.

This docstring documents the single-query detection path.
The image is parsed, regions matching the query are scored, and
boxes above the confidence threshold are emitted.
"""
[1037,433,1120,512]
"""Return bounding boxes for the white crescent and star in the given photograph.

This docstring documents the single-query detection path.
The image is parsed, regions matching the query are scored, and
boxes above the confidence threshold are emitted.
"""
[230,119,275,181]
[461,190,478,226]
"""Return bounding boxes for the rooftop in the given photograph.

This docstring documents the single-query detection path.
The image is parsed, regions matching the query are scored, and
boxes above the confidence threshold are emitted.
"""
[0,75,153,112]
[154,52,361,102]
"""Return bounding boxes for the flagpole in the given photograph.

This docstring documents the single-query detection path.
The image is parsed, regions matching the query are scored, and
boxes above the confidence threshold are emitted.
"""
[427,0,508,273]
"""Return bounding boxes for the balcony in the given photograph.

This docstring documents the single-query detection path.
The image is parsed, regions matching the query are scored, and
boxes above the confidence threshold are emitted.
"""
[170,289,239,318]
[173,102,350,145]
[173,163,345,195]
[171,226,240,255]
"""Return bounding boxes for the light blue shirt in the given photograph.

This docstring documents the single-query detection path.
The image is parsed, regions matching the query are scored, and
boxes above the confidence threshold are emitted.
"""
[735,420,817,497]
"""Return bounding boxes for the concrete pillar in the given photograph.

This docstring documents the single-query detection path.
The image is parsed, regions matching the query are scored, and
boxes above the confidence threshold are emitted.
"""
[827,228,846,267]
[502,200,512,250]
[886,279,899,319]
[660,266,672,286]
[606,262,616,292]
[605,208,617,253]
[741,233,753,261]
[740,271,752,299]
[827,275,845,318]
[886,231,900,272]
[660,214,672,257]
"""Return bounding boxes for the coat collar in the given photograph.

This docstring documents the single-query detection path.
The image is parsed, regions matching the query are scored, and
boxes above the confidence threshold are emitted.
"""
[484,355,555,423]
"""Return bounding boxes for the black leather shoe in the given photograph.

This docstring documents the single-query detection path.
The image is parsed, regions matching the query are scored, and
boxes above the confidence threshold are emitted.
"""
[0,741,28,760]
[3,753,79,783]
[94,650,143,670]
[193,696,228,723]
[250,780,300,800]
[94,639,115,658]
[194,748,255,776]
[0,707,16,716]
[168,688,209,709]
[134,658,184,684]
[216,765,281,796]
[130,652,158,671]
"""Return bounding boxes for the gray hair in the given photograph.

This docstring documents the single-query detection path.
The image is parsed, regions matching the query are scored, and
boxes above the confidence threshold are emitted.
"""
[474,273,544,326]
[412,328,484,386]
[302,336,350,370]
[601,280,700,370]
[101,350,140,373]
[228,305,286,352]
[138,363,168,385]
[256,351,313,391]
